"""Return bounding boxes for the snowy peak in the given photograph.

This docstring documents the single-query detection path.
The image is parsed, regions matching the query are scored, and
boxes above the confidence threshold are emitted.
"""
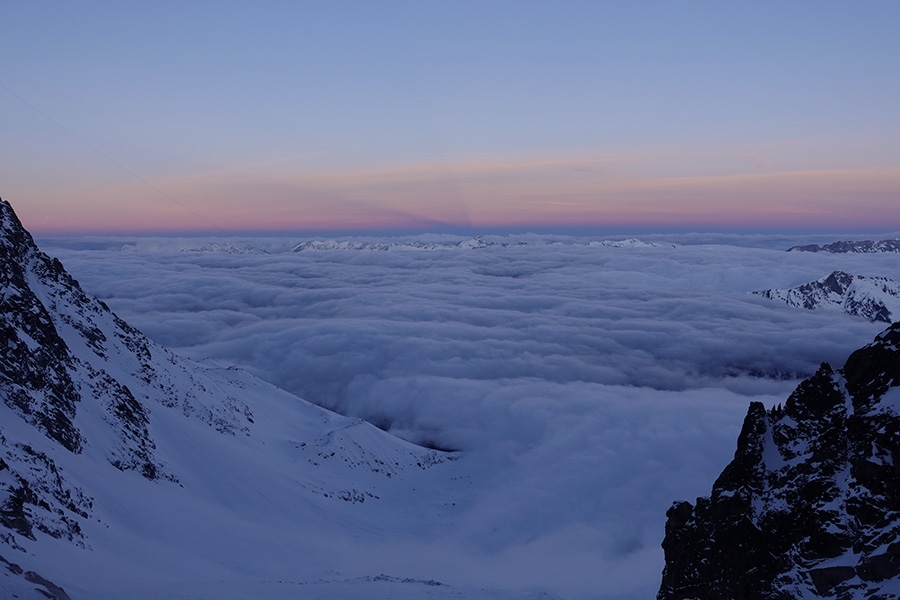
[179,242,269,255]
[754,270,900,323]
[292,237,498,252]
[659,322,900,599]
[788,239,900,253]
[587,238,676,248]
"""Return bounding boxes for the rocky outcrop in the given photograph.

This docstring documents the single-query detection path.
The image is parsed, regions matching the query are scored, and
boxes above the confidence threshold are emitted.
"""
[659,322,900,599]
[0,205,84,452]
[755,271,900,323]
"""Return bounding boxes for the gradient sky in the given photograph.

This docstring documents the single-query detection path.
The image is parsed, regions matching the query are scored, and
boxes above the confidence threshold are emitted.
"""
[2,1,899,234]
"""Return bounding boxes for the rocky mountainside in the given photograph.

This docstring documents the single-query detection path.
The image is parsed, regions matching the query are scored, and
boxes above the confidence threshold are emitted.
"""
[788,239,900,253]
[658,322,900,599]
[0,199,459,599]
[1,197,261,541]
[754,271,900,323]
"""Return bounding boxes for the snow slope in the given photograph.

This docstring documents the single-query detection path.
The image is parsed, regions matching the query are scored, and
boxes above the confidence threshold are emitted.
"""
[1,199,567,600]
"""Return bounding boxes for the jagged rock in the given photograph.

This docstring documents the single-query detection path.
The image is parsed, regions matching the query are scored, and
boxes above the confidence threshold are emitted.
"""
[755,271,900,323]
[659,322,900,599]
[0,207,84,452]
[0,434,92,545]
[787,239,900,253]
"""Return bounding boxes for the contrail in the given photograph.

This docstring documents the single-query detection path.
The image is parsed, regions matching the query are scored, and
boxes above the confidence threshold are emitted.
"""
[0,81,229,233]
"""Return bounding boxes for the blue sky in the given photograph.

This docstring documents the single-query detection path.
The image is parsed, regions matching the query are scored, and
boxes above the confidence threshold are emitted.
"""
[2,2,899,233]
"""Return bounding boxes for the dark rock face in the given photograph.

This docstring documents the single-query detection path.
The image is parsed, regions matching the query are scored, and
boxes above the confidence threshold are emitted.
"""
[0,198,159,476]
[787,239,900,253]
[0,434,92,545]
[659,322,900,599]
[0,205,83,452]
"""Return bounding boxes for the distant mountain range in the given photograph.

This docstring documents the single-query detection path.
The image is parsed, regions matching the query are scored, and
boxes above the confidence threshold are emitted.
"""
[754,270,900,323]
[788,239,900,253]
[292,237,675,252]
[179,242,270,254]
[659,322,900,599]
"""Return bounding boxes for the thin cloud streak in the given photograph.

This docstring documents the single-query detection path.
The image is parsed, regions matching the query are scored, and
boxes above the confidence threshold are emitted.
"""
[17,144,900,234]
[180,163,900,232]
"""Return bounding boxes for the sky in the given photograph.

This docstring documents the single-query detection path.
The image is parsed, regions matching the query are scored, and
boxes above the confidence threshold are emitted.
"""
[2,2,900,234]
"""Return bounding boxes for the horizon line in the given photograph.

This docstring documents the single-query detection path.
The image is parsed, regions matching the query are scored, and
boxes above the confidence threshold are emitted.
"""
[30,224,900,239]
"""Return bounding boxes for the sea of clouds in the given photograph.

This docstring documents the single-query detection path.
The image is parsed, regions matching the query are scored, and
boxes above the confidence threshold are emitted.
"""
[40,232,898,599]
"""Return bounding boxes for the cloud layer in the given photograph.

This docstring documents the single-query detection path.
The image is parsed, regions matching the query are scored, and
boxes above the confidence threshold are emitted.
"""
[43,234,897,598]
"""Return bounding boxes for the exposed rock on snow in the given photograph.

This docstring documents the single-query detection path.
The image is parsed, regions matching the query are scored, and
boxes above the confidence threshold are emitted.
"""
[787,239,900,253]
[754,270,900,323]
[0,433,92,545]
[659,322,900,599]
[1,552,71,600]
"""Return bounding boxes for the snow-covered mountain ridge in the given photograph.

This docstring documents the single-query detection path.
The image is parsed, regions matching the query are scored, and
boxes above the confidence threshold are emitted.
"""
[659,322,900,599]
[788,239,900,253]
[754,270,900,323]
[179,242,270,255]
[292,236,675,252]
[0,199,468,599]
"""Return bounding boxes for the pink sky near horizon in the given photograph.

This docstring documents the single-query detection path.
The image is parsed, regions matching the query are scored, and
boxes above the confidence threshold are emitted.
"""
[12,150,900,235]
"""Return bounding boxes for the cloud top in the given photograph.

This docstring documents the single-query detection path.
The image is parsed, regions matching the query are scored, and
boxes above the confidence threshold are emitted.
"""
[43,234,898,598]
